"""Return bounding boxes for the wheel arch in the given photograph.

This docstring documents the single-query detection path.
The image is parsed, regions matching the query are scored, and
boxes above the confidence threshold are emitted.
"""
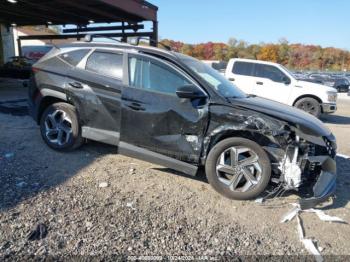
[37,95,70,124]
[292,95,322,106]
[204,130,273,159]
[292,95,323,114]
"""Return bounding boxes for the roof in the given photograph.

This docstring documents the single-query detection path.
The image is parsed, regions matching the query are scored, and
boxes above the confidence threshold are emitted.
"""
[232,58,280,66]
[60,41,177,59]
[0,0,158,26]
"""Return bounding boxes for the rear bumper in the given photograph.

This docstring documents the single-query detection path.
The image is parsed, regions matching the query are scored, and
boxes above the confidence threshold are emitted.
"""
[299,156,337,210]
[321,103,337,114]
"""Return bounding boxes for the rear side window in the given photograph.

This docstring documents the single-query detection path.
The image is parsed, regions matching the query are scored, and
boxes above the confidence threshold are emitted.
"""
[59,49,90,66]
[232,61,254,76]
[86,51,123,79]
[254,64,287,83]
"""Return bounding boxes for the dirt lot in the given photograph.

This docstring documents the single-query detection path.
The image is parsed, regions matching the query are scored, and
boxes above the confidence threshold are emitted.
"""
[1,84,350,259]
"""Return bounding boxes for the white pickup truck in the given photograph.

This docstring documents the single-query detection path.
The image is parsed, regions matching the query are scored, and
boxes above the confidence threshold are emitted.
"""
[224,58,337,117]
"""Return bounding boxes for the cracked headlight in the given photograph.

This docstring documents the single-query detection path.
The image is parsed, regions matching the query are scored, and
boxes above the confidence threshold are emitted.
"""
[327,92,337,102]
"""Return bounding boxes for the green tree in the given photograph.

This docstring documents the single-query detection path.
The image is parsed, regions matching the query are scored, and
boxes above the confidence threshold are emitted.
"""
[278,38,290,65]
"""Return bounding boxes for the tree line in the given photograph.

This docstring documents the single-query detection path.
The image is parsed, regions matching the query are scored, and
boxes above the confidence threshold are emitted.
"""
[160,38,350,72]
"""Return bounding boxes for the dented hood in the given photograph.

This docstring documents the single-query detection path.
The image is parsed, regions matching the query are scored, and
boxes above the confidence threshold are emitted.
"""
[228,96,331,137]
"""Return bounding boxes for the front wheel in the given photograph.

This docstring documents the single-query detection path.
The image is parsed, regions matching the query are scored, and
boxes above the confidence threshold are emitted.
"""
[294,97,321,118]
[205,137,271,200]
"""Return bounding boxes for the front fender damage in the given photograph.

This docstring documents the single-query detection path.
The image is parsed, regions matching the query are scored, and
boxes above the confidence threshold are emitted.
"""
[203,105,336,208]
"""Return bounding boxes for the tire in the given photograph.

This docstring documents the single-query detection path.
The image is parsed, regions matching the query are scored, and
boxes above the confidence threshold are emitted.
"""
[205,137,271,200]
[294,97,321,118]
[40,102,83,151]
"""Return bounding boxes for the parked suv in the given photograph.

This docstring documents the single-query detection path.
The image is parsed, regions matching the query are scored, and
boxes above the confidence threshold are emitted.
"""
[225,59,338,118]
[29,42,337,208]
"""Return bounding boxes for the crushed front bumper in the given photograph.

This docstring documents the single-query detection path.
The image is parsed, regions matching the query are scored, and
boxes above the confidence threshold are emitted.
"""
[321,103,337,114]
[299,156,337,210]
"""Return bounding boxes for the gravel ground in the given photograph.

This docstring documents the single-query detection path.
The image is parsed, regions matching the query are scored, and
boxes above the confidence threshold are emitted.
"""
[1,86,350,260]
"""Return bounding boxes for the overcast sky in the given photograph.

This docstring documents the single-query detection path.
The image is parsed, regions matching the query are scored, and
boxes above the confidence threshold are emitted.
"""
[151,0,349,49]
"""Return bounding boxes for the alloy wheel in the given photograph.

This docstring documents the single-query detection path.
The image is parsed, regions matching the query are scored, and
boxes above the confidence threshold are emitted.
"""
[216,146,262,192]
[44,110,73,146]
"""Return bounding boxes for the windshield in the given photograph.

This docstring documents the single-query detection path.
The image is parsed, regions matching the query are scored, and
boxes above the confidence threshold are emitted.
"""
[177,54,246,98]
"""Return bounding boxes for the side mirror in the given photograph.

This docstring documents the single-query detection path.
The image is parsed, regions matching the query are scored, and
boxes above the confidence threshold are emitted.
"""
[282,76,291,85]
[176,84,207,99]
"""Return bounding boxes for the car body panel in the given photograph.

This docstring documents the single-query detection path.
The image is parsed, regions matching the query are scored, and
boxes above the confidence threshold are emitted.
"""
[120,52,209,165]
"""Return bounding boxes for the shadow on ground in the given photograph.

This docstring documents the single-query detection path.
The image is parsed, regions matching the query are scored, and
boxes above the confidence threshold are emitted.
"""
[0,140,116,213]
[321,114,350,125]
[326,156,350,209]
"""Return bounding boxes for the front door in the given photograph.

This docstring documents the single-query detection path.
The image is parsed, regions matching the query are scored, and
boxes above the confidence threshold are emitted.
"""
[227,61,256,94]
[252,63,293,104]
[119,54,209,172]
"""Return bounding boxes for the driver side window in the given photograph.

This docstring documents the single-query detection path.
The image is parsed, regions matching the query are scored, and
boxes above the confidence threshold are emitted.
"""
[128,57,191,95]
[255,64,288,83]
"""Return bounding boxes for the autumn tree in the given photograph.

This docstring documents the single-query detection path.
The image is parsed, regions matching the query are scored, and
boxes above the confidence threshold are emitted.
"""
[159,37,350,72]
[257,44,279,62]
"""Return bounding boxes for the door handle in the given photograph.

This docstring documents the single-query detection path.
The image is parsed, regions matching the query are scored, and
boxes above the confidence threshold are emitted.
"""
[127,102,145,111]
[229,78,235,81]
[256,81,264,85]
[69,82,84,89]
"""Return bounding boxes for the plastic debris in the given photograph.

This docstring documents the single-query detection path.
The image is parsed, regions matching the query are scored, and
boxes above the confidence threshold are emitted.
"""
[281,203,347,261]
[280,204,299,223]
[254,197,264,204]
[27,223,48,241]
[304,209,347,223]
[99,182,108,188]
[296,216,323,262]
[126,202,136,210]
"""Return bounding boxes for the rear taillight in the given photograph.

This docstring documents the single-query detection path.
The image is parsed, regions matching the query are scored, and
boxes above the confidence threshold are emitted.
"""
[32,67,40,73]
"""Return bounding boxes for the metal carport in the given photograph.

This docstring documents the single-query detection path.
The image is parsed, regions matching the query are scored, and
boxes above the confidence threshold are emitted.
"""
[0,0,158,61]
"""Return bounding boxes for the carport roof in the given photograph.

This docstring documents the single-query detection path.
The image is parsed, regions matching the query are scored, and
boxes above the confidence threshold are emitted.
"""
[0,0,158,26]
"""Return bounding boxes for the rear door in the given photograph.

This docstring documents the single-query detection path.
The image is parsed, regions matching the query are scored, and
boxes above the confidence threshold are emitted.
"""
[252,63,292,104]
[65,49,125,145]
[227,61,255,94]
[119,53,209,174]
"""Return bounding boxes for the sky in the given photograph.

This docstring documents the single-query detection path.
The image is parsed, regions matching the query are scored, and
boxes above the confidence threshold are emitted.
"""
[150,0,349,49]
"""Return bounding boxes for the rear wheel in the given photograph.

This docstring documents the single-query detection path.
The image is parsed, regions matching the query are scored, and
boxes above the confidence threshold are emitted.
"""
[205,137,271,200]
[40,102,83,151]
[294,97,321,118]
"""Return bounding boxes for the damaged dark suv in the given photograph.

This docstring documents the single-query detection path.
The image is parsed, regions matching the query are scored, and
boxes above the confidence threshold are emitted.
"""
[28,42,337,208]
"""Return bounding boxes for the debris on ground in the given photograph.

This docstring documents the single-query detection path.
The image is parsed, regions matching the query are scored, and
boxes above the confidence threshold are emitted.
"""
[281,203,347,261]
[254,197,264,204]
[296,216,322,262]
[98,182,108,188]
[126,202,136,210]
[27,223,48,241]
